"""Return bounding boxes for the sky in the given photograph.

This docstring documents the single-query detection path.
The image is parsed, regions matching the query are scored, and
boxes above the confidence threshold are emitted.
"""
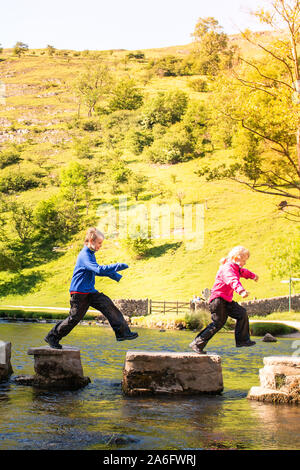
[0,0,269,51]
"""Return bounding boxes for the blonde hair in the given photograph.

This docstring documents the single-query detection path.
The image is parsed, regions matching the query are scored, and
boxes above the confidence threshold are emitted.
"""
[220,246,250,265]
[84,227,104,245]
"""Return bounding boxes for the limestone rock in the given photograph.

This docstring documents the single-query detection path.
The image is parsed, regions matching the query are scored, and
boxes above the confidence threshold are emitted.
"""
[0,342,13,382]
[122,350,223,396]
[15,346,90,390]
[262,333,277,342]
[247,356,300,404]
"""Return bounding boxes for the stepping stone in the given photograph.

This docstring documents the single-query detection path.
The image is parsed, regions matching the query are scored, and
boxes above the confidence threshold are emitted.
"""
[247,356,300,404]
[122,350,223,396]
[0,341,13,382]
[15,346,90,390]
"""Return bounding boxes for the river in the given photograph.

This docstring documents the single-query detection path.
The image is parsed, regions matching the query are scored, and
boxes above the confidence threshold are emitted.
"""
[0,320,299,450]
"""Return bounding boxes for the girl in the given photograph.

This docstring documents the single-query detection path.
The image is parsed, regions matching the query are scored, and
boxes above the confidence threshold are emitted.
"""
[189,246,258,354]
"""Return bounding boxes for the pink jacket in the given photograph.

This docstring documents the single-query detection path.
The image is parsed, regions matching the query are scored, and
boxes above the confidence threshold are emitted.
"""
[209,261,256,303]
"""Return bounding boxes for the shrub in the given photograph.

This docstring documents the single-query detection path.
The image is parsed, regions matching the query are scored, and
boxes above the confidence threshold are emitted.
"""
[122,224,153,259]
[250,322,298,336]
[140,90,188,128]
[0,171,40,193]
[188,78,208,92]
[125,128,153,154]
[73,137,94,159]
[81,119,99,131]
[145,123,195,164]
[108,78,144,111]
[0,148,22,168]
[185,310,211,330]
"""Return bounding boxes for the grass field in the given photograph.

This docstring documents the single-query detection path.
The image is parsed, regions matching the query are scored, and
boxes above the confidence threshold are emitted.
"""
[0,38,298,309]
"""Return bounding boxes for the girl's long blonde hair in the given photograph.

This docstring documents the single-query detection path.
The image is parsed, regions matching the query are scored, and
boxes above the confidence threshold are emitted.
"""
[220,246,250,265]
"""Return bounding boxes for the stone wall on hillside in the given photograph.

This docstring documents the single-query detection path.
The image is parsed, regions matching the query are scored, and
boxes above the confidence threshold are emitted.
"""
[191,294,300,316]
[113,299,149,317]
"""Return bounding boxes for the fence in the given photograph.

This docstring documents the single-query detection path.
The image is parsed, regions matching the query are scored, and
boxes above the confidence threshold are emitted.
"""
[149,300,191,316]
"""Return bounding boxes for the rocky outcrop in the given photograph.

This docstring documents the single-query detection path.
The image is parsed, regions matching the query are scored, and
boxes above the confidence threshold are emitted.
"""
[247,356,300,404]
[14,346,90,390]
[0,341,13,382]
[122,350,223,396]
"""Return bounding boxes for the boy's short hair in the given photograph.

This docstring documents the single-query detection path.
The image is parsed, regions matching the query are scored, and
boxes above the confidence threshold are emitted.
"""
[84,227,104,245]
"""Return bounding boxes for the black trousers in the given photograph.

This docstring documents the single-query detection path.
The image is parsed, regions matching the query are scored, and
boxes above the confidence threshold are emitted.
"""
[194,297,250,347]
[48,292,132,340]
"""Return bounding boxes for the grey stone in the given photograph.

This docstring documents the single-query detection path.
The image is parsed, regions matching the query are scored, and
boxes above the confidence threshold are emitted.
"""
[0,342,13,382]
[122,350,223,396]
[247,386,290,403]
[247,356,300,404]
[15,346,90,390]
[262,333,277,342]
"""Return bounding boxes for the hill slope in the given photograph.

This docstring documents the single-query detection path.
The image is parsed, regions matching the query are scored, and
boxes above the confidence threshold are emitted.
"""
[0,35,298,307]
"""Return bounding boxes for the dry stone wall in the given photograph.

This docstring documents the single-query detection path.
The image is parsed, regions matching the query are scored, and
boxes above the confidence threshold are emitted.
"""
[191,294,300,316]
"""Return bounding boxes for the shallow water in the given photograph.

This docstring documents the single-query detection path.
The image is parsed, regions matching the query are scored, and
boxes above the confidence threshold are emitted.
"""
[0,321,300,450]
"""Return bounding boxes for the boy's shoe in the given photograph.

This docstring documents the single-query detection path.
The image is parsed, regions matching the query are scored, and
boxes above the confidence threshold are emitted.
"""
[116,332,139,341]
[236,340,256,348]
[189,340,207,354]
[44,334,62,350]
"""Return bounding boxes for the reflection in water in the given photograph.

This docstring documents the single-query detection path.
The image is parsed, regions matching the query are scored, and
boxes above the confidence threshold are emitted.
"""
[0,321,299,449]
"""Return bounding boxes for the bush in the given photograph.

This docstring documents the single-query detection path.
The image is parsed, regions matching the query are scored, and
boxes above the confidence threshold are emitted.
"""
[0,171,40,193]
[149,55,193,77]
[0,148,22,169]
[250,322,298,336]
[145,123,195,164]
[185,310,211,330]
[125,128,153,154]
[109,78,144,111]
[140,90,188,128]
[188,78,208,92]
[73,137,94,159]
[81,119,99,131]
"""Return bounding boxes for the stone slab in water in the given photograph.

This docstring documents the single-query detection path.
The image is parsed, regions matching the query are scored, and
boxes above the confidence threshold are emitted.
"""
[122,350,223,396]
[247,356,300,404]
[247,386,290,403]
[15,345,90,390]
[0,342,13,382]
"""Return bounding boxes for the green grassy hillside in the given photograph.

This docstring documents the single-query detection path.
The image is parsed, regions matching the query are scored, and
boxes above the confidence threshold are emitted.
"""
[0,37,298,307]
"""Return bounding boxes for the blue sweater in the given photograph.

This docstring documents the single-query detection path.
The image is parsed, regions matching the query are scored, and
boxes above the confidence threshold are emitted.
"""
[69,245,128,293]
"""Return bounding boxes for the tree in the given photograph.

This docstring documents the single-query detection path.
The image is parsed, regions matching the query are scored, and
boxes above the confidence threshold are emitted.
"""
[74,63,112,117]
[269,234,300,279]
[13,42,29,57]
[191,17,236,75]
[47,45,56,56]
[140,90,188,128]
[197,1,300,220]
[0,44,3,54]
[59,161,88,211]
[109,78,143,111]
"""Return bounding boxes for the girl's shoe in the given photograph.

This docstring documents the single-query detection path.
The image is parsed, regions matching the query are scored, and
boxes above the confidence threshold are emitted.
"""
[116,332,139,341]
[189,340,207,354]
[236,340,256,347]
[44,334,62,350]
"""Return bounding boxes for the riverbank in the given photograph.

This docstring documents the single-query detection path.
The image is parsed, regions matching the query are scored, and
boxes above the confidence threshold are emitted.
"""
[0,307,299,336]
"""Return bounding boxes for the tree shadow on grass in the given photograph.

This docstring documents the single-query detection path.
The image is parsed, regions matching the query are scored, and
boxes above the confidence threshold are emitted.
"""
[0,270,48,297]
[145,241,182,258]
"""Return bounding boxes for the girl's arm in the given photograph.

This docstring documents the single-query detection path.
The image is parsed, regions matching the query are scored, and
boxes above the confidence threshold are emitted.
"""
[221,264,247,296]
[239,267,257,281]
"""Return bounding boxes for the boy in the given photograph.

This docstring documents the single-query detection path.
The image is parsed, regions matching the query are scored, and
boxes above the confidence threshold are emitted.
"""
[44,227,138,349]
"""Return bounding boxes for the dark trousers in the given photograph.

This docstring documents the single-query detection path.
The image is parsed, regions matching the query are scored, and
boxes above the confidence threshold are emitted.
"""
[194,297,250,347]
[48,292,131,341]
